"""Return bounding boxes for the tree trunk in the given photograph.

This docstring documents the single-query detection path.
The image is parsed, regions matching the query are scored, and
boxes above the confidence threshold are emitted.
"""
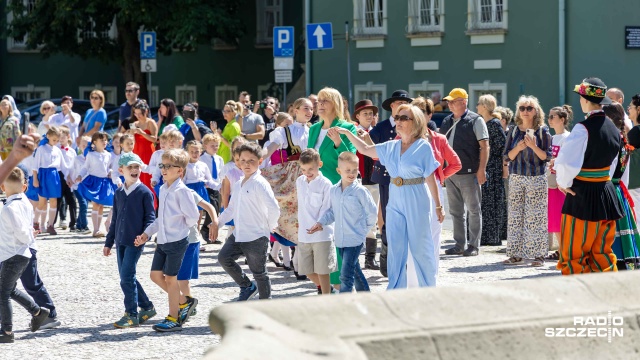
[117,20,148,103]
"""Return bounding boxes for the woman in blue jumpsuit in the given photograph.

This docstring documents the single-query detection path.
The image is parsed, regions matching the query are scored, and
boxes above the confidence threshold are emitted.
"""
[333,104,445,288]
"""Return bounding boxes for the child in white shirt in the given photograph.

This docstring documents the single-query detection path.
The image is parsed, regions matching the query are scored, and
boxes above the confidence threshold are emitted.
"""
[33,126,64,235]
[199,133,224,243]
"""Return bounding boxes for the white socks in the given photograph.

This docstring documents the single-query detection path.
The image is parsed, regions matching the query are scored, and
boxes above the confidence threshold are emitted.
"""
[91,211,99,233]
[48,208,57,228]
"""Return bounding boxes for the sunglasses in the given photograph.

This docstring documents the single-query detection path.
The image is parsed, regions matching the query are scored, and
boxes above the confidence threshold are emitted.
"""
[548,115,556,119]
[42,106,51,111]
[519,106,535,112]
[158,163,180,169]
[394,115,413,122]
[125,89,137,93]
[90,96,101,100]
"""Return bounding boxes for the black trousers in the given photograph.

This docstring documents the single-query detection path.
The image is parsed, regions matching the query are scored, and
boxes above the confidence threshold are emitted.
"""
[55,171,76,227]
[201,189,221,237]
[19,248,56,318]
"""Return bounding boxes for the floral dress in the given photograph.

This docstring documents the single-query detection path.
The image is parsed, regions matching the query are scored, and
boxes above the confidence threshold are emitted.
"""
[480,118,507,245]
[0,116,20,160]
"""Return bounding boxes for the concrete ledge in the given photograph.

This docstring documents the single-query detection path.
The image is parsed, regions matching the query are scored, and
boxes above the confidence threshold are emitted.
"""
[206,272,640,360]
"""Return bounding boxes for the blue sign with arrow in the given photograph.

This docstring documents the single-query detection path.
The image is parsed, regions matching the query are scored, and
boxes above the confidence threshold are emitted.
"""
[306,23,333,50]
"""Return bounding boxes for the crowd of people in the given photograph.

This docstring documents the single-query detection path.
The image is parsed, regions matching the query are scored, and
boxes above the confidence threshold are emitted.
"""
[0,76,639,342]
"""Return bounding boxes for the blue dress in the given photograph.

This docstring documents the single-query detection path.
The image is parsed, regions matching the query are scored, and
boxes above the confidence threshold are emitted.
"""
[78,175,117,206]
[37,167,62,199]
[375,138,440,288]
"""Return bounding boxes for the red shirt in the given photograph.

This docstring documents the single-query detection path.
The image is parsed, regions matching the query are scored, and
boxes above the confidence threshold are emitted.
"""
[395,129,461,184]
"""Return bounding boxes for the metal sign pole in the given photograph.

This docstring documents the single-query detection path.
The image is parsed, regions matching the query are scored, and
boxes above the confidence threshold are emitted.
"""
[283,82,287,110]
[345,21,353,115]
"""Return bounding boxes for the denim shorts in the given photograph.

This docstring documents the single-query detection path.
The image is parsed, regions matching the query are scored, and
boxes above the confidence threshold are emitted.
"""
[151,238,189,276]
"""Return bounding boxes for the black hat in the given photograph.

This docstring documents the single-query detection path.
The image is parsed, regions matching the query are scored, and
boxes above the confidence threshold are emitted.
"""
[381,90,413,111]
[573,77,612,105]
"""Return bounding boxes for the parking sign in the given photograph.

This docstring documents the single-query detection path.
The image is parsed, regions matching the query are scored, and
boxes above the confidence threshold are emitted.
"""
[140,32,156,59]
[273,26,294,57]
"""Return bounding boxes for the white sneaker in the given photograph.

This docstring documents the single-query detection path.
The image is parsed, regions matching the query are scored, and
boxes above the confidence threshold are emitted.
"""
[39,317,61,329]
[59,221,68,230]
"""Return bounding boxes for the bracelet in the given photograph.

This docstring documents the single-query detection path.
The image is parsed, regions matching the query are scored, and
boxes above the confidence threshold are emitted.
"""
[436,206,443,210]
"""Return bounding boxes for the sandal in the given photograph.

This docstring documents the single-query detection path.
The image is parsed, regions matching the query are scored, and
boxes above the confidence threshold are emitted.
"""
[531,257,545,267]
[92,231,106,238]
[545,251,559,260]
[503,257,524,265]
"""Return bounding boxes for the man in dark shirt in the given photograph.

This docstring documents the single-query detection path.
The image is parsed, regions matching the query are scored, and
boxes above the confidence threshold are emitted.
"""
[119,82,140,130]
[439,88,489,257]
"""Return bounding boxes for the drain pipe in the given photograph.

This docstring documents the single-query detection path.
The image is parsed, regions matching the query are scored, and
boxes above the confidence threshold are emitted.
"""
[559,0,566,105]
[305,0,311,96]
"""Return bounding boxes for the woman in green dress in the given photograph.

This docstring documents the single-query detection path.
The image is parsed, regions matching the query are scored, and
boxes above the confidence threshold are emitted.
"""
[157,98,185,136]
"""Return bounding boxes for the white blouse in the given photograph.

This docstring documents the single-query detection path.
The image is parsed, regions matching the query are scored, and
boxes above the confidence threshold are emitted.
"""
[221,162,243,196]
[269,121,309,151]
[34,143,63,171]
[184,160,216,188]
[200,152,224,190]
[79,151,112,179]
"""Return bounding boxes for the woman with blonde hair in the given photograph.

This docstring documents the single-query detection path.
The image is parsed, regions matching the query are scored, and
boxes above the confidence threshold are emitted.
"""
[77,89,107,146]
[216,100,242,163]
[502,96,552,266]
[476,94,507,246]
[0,99,21,160]
[37,100,57,135]
[334,104,445,288]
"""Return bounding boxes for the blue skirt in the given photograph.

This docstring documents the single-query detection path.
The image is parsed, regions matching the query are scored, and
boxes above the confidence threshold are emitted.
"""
[37,168,61,199]
[26,177,39,202]
[78,175,117,206]
[271,232,296,247]
[177,242,200,281]
[186,182,209,210]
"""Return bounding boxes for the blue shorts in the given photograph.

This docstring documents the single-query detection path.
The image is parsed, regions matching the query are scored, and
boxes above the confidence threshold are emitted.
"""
[150,238,188,276]
[177,242,200,280]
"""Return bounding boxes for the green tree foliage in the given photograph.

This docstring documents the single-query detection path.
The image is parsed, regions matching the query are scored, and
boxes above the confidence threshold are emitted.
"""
[4,0,247,99]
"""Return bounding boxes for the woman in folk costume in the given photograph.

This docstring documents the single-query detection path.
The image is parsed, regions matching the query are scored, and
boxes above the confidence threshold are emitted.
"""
[603,102,640,270]
[555,78,624,275]
[261,99,312,276]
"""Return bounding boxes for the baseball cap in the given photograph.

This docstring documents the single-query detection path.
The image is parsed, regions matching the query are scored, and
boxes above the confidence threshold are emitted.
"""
[118,152,144,167]
[443,88,469,101]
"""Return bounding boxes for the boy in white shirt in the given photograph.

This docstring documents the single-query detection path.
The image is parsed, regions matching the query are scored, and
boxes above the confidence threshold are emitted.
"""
[135,149,199,332]
[199,133,224,243]
[218,142,280,301]
[0,168,51,343]
[296,149,336,295]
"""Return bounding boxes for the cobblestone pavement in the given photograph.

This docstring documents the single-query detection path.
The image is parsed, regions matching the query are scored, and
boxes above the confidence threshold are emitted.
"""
[1,209,560,359]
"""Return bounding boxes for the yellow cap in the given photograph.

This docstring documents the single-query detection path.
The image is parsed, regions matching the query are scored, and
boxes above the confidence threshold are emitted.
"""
[443,88,469,101]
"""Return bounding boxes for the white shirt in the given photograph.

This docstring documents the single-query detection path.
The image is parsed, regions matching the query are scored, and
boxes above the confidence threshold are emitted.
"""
[70,154,85,190]
[80,151,112,179]
[34,143,63,171]
[269,121,309,151]
[51,112,81,145]
[187,190,205,244]
[315,129,328,150]
[123,179,142,196]
[59,146,77,178]
[221,162,243,196]
[144,178,200,244]
[296,172,334,243]
[184,160,216,188]
[555,124,617,188]
[218,170,280,242]
[0,194,35,262]
[200,152,224,190]
[145,149,164,183]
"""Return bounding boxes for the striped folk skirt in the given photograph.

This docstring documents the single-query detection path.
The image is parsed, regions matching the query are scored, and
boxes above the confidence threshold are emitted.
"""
[557,214,617,275]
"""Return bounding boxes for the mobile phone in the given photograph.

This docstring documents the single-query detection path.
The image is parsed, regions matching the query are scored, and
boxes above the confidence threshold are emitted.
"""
[55,106,62,112]
[526,128,535,139]
[183,109,195,120]
[211,121,218,130]
[21,112,30,135]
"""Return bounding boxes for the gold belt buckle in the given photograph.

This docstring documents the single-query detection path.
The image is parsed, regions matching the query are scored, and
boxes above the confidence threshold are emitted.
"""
[393,177,403,187]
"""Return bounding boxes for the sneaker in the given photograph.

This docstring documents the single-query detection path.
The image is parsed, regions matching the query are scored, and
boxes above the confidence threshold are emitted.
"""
[30,308,50,332]
[69,225,76,231]
[39,317,61,329]
[237,282,259,301]
[445,247,464,255]
[46,225,57,236]
[79,228,92,235]
[0,331,14,343]
[33,222,40,232]
[178,297,198,324]
[152,316,182,332]
[317,286,322,295]
[59,220,68,230]
[138,307,157,324]
[463,247,479,257]
[114,313,139,328]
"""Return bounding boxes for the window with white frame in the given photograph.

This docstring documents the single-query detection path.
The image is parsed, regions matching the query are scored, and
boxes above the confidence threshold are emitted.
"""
[79,18,117,41]
[215,85,238,109]
[256,0,282,45]
[176,85,197,105]
[79,85,118,105]
[408,0,444,34]
[468,81,507,107]
[11,85,50,102]
[6,0,38,51]
[353,0,387,37]
[408,82,444,101]
[468,0,507,31]
[354,82,387,111]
